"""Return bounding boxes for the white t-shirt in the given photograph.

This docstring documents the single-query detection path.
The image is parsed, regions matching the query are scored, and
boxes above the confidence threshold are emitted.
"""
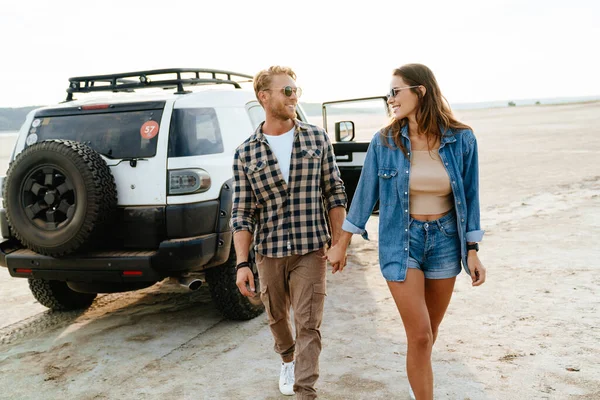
[264,127,295,184]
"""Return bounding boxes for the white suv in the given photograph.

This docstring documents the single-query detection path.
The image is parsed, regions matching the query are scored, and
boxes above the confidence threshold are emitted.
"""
[0,69,287,319]
[0,68,382,320]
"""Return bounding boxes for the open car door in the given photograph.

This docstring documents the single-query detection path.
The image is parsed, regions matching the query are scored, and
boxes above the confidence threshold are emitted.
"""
[321,96,389,208]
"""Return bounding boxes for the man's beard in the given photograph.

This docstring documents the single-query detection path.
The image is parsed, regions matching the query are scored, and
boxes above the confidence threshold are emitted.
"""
[269,102,297,121]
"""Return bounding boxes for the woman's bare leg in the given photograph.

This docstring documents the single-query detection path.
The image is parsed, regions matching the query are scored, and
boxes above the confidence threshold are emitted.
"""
[425,277,457,344]
[388,269,433,400]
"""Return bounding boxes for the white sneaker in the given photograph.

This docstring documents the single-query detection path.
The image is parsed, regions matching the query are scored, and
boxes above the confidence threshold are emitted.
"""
[279,361,295,396]
[409,384,416,400]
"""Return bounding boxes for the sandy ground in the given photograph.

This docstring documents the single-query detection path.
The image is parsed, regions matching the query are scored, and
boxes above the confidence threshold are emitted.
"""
[0,102,599,400]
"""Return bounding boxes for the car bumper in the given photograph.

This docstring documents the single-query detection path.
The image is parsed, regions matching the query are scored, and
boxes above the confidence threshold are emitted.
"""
[0,231,231,283]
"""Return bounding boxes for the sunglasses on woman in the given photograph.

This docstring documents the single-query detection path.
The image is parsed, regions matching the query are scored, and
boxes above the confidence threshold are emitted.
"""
[386,85,420,99]
[265,86,303,98]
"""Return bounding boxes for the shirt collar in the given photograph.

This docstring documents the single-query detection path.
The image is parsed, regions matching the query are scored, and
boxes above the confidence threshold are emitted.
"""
[400,124,457,145]
[440,126,457,145]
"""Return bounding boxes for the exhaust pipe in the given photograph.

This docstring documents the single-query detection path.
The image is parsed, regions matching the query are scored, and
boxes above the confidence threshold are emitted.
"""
[171,276,203,291]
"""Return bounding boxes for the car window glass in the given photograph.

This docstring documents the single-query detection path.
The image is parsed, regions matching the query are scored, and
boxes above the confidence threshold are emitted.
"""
[30,110,162,159]
[247,104,265,130]
[168,108,224,157]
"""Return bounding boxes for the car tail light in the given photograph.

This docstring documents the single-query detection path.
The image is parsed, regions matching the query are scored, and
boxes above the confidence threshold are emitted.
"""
[15,268,33,274]
[122,270,143,276]
[81,104,111,110]
[168,169,211,195]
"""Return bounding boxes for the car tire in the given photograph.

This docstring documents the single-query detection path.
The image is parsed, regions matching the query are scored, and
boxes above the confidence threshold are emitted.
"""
[205,245,264,321]
[3,140,117,257]
[29,278,97,311]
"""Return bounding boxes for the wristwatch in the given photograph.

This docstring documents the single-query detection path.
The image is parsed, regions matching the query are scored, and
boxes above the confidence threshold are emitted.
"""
[467,243,479,252]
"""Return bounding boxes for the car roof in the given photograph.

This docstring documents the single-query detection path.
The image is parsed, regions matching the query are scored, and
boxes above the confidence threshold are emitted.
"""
[35,86,258,111]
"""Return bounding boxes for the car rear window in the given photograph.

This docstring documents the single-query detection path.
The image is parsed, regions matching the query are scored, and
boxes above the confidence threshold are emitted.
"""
[168,108,224,157]
[29,106,163,159]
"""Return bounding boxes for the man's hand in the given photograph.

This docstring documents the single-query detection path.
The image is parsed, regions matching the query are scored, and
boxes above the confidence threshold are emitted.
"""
[326,243,348,274]
[236,267,256,297]
[468,252,486,286]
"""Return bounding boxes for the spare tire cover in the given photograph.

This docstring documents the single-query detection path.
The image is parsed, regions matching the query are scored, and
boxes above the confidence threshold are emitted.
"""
[3,139,117,257]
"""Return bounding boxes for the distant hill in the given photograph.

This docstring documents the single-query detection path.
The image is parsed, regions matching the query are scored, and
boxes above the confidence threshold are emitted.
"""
[0,106,41,131]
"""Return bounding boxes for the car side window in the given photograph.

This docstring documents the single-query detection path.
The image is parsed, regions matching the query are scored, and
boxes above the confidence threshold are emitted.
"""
[168,108,224,157]
[247,104,265,130]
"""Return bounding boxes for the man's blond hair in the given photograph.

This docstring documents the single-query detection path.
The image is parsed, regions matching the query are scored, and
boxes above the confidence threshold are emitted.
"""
[253,66,297,105]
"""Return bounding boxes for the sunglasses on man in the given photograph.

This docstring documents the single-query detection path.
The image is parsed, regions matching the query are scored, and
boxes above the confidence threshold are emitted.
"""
[386,85,421,99]
[265,86,303,98]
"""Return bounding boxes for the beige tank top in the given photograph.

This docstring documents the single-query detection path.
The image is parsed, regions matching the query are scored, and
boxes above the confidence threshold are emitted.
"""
[409,150,453,214]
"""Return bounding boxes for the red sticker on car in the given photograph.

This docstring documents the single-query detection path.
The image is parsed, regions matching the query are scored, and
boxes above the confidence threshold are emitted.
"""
[140,121,159,140]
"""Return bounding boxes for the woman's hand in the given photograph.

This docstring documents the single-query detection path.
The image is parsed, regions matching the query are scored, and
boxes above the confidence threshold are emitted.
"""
[326,243,348,274]
[468,252,486,286]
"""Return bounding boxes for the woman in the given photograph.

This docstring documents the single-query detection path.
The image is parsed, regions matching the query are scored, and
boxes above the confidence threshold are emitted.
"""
[326,63,486,400]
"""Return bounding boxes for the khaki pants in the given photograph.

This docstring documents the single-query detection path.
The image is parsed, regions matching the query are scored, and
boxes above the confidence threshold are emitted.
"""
[256,248,327,400]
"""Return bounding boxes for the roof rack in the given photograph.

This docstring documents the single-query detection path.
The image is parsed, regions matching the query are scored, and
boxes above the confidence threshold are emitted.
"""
[65,68,254,101]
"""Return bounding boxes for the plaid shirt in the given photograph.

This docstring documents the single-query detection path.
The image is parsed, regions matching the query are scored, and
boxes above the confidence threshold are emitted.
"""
[231,119,347,258]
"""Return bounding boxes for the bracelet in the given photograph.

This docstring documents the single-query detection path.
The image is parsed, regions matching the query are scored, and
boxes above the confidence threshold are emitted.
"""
[236,261,251,271]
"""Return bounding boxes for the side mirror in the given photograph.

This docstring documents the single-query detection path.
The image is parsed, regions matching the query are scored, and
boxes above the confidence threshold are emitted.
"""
[335,121,355,142]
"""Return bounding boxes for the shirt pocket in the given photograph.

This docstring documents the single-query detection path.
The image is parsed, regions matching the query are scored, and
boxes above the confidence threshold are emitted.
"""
[246,159,284,204]
[378,168,399,205]
[301,148,322,159]
[298,148,322,186]
[247,159,267,173]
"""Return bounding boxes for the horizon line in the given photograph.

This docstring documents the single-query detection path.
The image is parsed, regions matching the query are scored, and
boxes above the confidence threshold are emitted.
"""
[1,94,600,111]
[300,94,600,106]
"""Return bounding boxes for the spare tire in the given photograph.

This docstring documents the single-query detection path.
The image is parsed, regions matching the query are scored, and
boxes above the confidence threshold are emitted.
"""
[2,139,117,256]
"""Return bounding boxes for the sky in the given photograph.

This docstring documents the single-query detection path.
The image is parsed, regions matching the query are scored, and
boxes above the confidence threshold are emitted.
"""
[1,0,599,108]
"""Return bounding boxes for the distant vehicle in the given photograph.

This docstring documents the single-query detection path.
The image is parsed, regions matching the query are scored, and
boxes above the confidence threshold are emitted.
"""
[0,68,385,318]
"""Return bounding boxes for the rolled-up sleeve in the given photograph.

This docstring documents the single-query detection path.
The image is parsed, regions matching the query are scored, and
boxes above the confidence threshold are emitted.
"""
[342,219,369,240]
[320,131,347,211]
[344,134,380,241]
[462,131,484,242]
[231,149,256,234]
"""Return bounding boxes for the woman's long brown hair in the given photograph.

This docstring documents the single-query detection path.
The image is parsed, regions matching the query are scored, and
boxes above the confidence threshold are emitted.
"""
[381,64,471,157]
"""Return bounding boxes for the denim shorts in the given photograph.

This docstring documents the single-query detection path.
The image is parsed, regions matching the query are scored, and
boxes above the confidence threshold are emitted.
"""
[407,211,462,279]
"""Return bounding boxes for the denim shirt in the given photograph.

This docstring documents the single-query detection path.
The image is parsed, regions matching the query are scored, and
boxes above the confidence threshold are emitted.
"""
[342,125,484,281]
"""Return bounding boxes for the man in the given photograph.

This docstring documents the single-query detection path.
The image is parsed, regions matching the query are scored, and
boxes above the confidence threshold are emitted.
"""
[231,66,347,399]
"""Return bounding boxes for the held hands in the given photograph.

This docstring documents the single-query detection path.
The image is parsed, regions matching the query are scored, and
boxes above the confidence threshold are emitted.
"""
[325,242,348,274]
[236,267,256,297]
[468,252,486,286]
